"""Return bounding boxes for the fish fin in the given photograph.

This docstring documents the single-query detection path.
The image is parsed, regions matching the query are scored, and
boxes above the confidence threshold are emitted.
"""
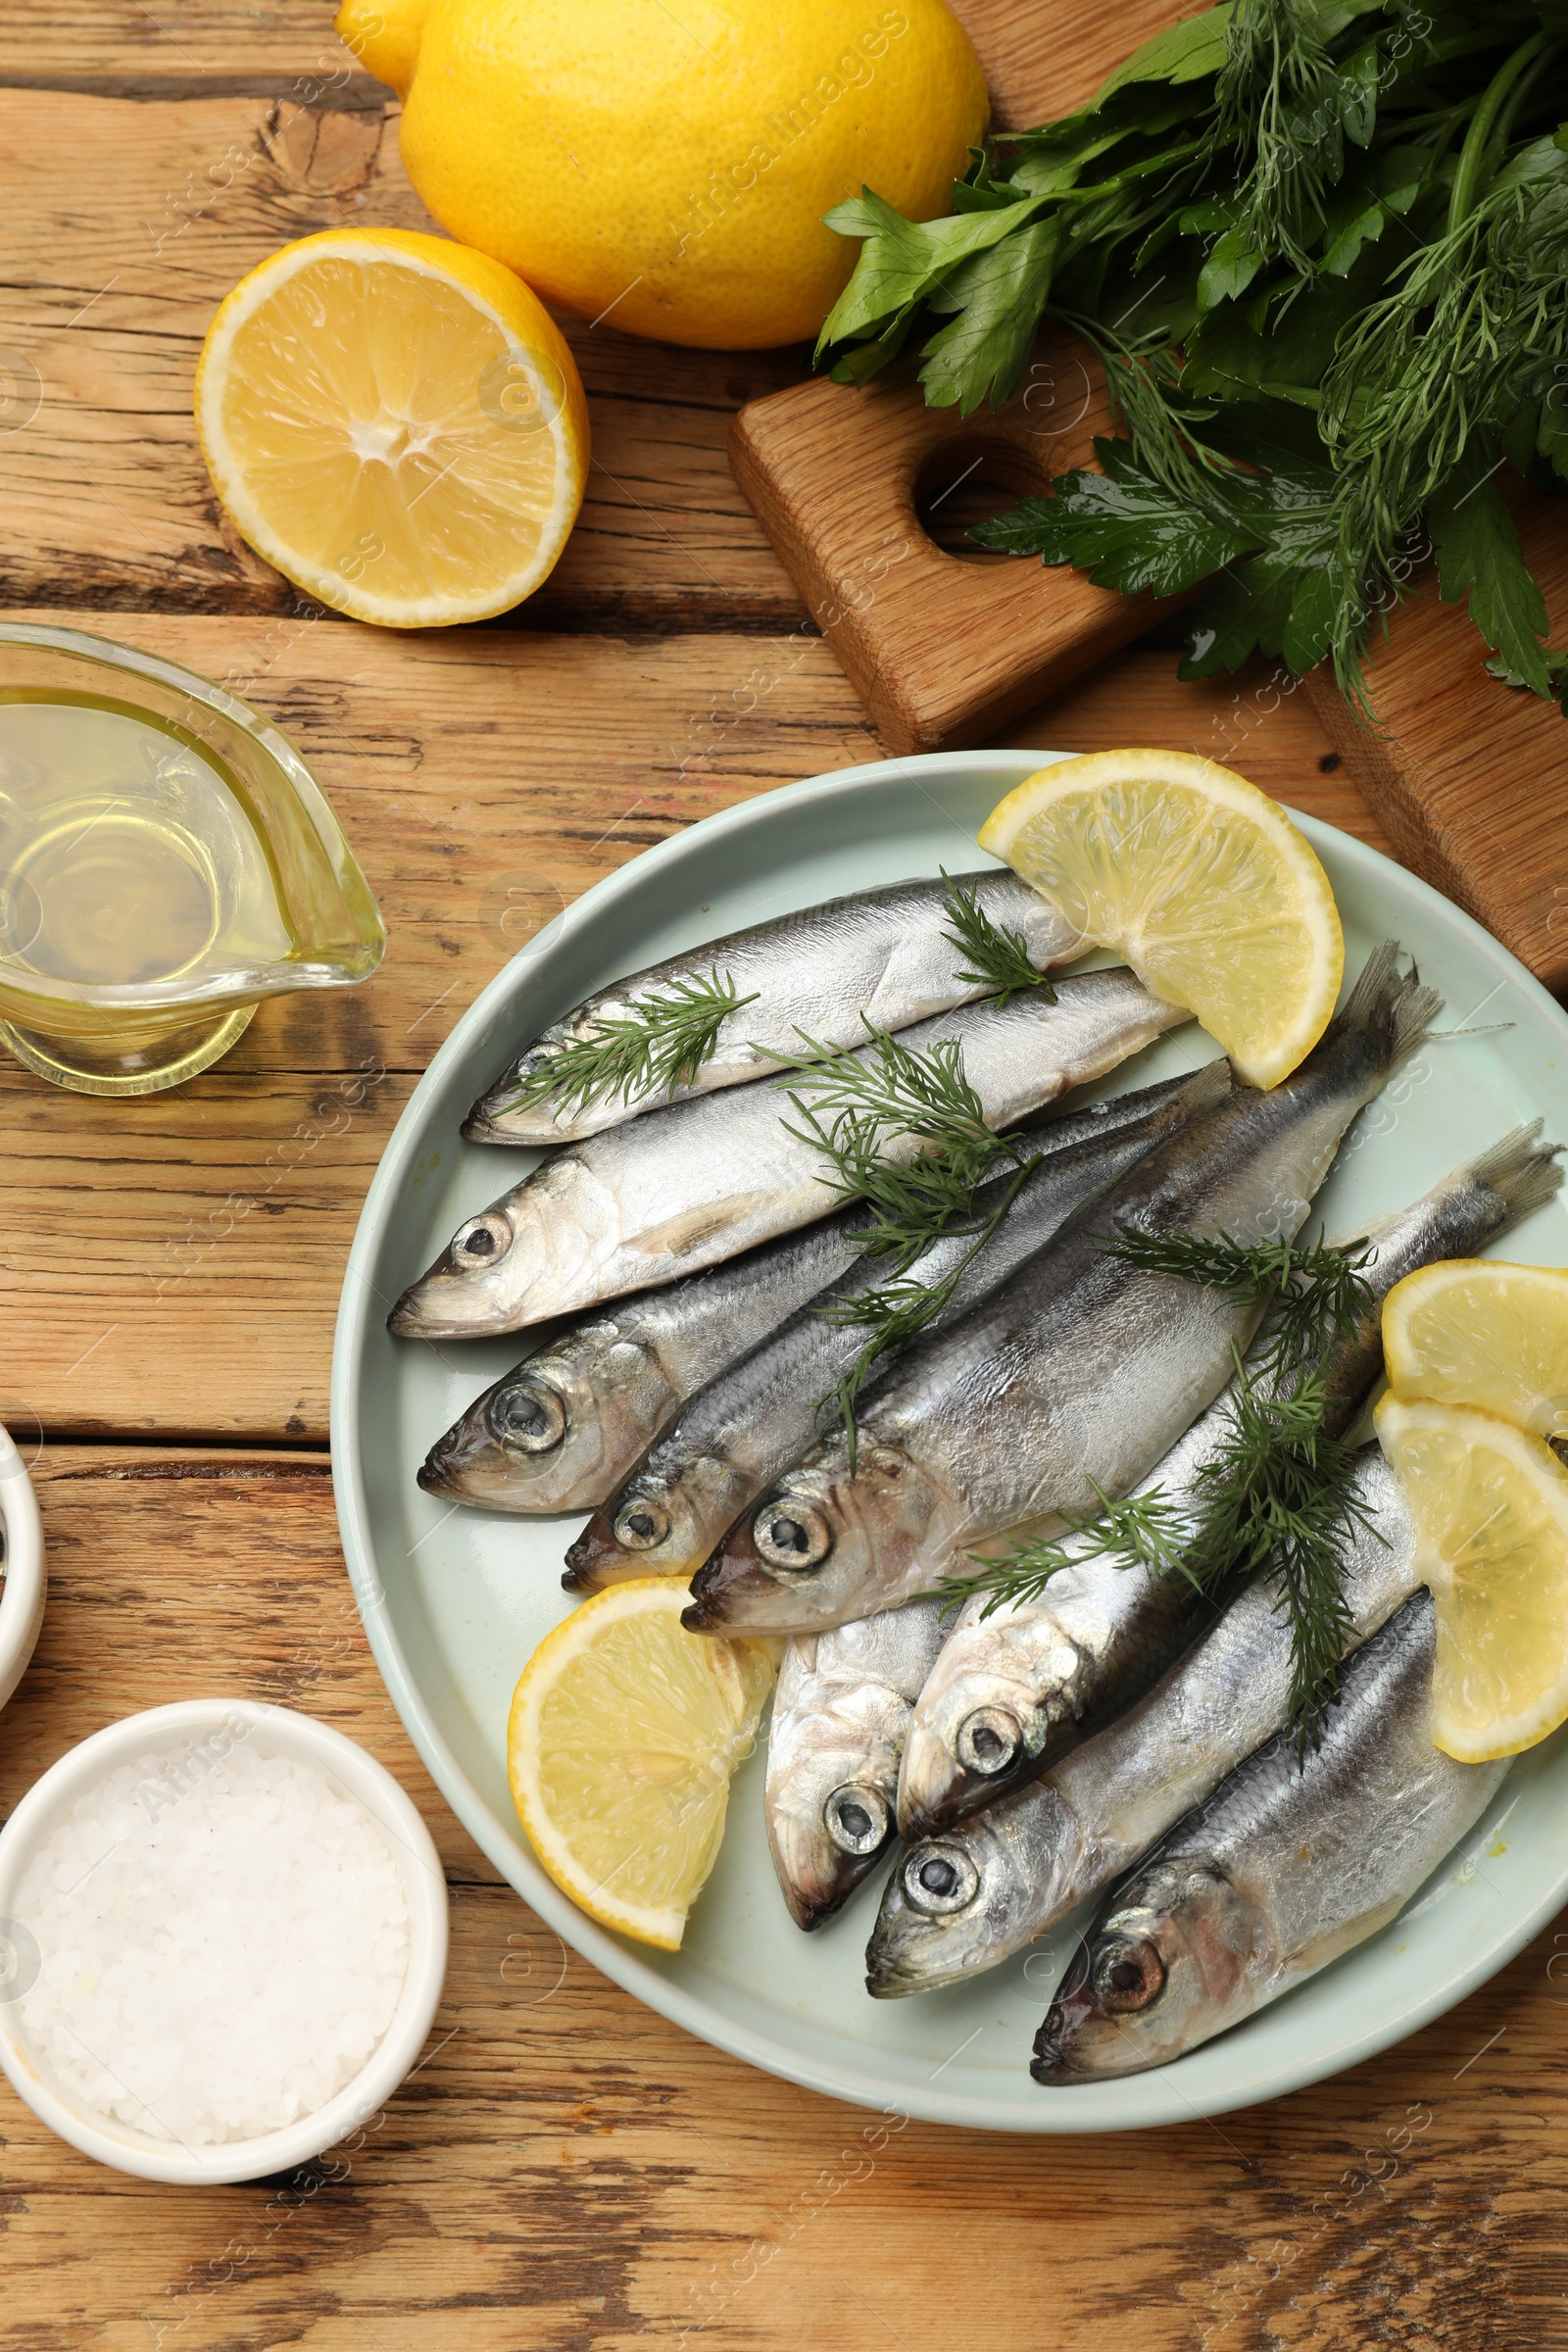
[1170,1055,1235,1120]
[1465,1120,1567,1230]
[1332,942,1444,1073]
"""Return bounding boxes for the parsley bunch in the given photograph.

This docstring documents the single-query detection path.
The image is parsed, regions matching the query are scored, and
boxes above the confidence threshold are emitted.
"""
[815,0,1568,716]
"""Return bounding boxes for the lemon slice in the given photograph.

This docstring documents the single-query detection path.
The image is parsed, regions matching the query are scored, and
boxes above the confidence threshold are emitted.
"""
[1384,1259,1568,1439]
[508,1581,774,1949]
[977,750,1344,1088]
[194,227,589,628]
[1376,1395,1568,1760]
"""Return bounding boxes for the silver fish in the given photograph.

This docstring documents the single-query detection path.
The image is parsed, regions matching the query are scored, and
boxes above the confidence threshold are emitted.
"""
[897,1123,1562,1838]
[686,946,1441,1640]
[389,971,1189,1341]
[416,1208,873,1514]
[563,1062,1231,1588]
[466,870,1082,1145]
[864,1447,1420,1998]
[1032,1590,1509,2081]
[765,1599,954,1932]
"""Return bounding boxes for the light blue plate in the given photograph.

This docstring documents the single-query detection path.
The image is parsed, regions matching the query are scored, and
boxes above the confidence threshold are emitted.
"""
[331,749,1568,2131]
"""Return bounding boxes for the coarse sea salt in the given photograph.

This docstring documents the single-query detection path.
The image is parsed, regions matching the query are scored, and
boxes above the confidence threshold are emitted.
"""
[16,1735,411,2146]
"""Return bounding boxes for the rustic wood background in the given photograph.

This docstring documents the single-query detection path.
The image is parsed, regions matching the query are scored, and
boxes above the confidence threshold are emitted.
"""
[2,6,1564,2347]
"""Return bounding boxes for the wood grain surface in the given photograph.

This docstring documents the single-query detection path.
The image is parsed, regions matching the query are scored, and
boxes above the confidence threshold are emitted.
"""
[0,3,1562,2346]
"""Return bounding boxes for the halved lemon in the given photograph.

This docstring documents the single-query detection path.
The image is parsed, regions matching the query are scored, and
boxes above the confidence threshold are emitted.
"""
[1376,1395,1568,1760]
[977,751,1344,1088]
[1384,1259,1568,1440]
[508,1580,774,1949]
[194,228,589,627]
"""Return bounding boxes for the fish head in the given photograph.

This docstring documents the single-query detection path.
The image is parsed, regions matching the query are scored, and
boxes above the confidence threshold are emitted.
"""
[682,1445,935,1635]
[1030,1859,1262,2082]
[864,1809,1053,1997]
[897,1652,1060,1839]
[562,1458,726,1591]
[388,1189,545,1338]
[419,1333,659,1514]
[766,1740,899,1931]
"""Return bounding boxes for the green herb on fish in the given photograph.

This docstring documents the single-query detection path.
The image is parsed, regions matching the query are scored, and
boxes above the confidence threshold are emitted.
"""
[502,969,760,1120]
[1105,1227,1376,1386]
[937,1233,1380,1743]
[777,1023,1046,1462]
[940,869,1058,1006]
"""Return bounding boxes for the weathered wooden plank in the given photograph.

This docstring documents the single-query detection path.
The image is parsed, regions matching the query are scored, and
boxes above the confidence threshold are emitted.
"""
[0,87,804,625]
[1,1446,1564,2351]
[0,619,1374,1446]
[4,1,363,79]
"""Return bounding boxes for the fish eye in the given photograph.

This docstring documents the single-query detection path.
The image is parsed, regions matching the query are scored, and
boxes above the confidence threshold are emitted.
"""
[752,1500,832,1573]
[902,1843,980,1916]
[824,1783,890,1858]
[452,1211,514,1270]
[489,1379,566,1454]
[613,1498,670,1550]
[1092,1935,1166,2014]
[956,1706,1020,1777]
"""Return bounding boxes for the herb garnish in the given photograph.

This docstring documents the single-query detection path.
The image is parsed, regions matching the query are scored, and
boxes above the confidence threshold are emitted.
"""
[814,1,1568,715]
[776,1024,1043,1462]
[504,969,759,1120]
[934,1228,1380,1744]
[940,870,1058,1005]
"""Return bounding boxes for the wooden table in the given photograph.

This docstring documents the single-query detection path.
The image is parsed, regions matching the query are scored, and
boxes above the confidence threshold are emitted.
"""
[3,10,1564,2346]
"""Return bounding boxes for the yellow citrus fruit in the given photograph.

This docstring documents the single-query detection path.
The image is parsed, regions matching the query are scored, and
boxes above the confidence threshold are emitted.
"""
[1383,1259,1568,1440]
[1376,1395,1568,1761]
[194,227,588,627]
[977,750,1345,1089]
[507,1580,774,1949]
[334,0,988,350]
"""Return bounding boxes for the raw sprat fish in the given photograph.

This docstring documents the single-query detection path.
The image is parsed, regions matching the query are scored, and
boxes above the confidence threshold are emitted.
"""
[417,1203,873,1514]
[864,1447,1419,1999]
[764,1599,952,1933]
[466,869,1083,1145]
[686,946,1442,1639]
[1032,1591,1509,2082]
[564,1063,1231,1590]
[897,1124,1564,1838]
[389,971,1189,1340]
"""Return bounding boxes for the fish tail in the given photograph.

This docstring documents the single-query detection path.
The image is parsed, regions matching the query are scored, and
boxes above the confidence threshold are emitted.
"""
[1332,942,1444,1073]
[1466,1119,1567,1227]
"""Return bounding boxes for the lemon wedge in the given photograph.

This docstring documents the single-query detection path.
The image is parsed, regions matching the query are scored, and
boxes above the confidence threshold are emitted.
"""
[508,1581,774,1949]
[1376,1395,1568,1760]
[977,750,1344,1088]
[194,227,588,628]
[1384,1259,1568,1440]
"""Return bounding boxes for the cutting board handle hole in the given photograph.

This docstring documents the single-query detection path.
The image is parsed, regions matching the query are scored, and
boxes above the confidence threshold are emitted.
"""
[911,437,1051,564]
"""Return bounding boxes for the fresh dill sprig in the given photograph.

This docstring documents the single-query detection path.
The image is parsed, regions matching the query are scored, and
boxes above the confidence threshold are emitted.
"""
[773,1021,1040,1461]
[504,969,759,1119]
[1104,1227,1375,1386]
[778,1023,1031,1249]
[940,870,1057,1006]
[933,1486,1193,1617]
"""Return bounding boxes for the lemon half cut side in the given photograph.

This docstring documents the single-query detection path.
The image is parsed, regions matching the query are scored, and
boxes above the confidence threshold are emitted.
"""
[194,228,589,628]
[508,1580,774,1950]
[1376,1394,1568,1762]
[978,750,1344,1089]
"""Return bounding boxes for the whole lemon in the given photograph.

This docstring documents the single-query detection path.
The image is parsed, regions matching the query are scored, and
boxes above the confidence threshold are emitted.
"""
[337,0,988,350]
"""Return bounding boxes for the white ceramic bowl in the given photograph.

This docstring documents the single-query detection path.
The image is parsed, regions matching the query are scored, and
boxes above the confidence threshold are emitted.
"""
[0,1423,45,1717]
[0,1699,449,2183]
